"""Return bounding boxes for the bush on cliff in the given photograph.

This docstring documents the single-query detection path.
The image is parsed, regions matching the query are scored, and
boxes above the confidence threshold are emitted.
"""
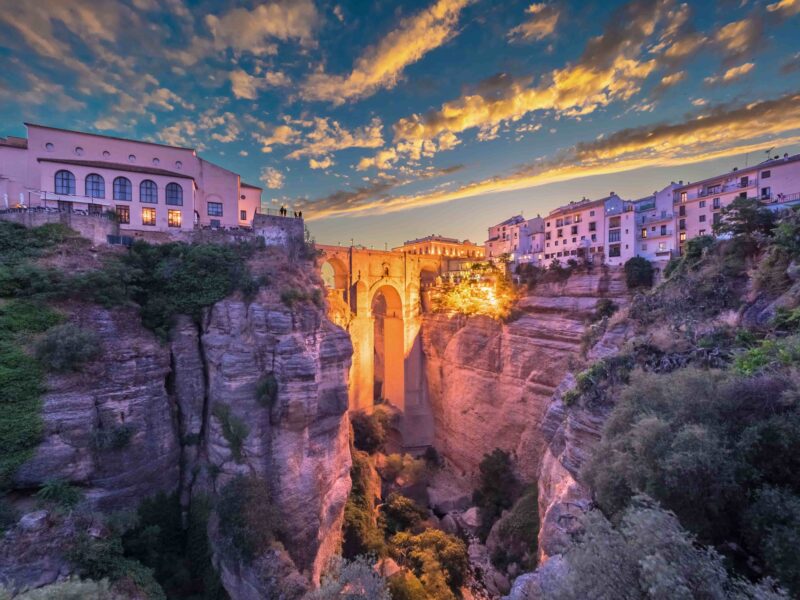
[351,409,390,454]
[309,556,391,600]
[380,493,428,536]
[34,323,100,372]
[583,368,800,593]
[624,256,654,289]
[473,449,518,540]
[389,529,468,600]
[343,449,385,558]
[550,498,788,600]
[217,475,279,563]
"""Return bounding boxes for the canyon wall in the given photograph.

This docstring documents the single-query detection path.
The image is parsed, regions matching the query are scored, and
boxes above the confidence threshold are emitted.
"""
[422,269,628,491]
[2,287,352,597]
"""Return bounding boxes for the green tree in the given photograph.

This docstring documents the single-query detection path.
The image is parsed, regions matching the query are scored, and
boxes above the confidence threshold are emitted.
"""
[623,256,654,289]
[713,197,775,237]
[473,449,518,539]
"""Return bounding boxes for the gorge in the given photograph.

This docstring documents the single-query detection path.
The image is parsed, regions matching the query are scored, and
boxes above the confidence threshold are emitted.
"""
[2,208,800,599]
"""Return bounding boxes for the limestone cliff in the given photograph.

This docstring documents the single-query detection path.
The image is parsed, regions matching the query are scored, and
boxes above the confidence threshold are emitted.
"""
[2,286,352,597]
[422,268,628,496]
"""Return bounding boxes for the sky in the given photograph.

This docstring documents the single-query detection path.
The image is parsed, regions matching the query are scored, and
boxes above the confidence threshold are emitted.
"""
[1,0,800,248]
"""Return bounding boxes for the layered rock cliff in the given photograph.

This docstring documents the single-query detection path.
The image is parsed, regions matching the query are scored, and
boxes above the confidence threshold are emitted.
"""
[2,276,352,597]
[422,268,628,494]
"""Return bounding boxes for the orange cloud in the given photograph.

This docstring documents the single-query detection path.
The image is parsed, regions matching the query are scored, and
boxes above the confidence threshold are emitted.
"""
[704,62,754,86]
[508,3,560,42]
[303,92,800,220]
[300,0,472,104]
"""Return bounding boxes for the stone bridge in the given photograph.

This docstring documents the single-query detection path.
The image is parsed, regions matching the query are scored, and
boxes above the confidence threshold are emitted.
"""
[317,245,444,449]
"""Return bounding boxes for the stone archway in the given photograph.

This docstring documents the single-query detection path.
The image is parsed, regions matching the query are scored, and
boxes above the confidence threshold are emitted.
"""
[321,256,349,291]
[371,284,404,409]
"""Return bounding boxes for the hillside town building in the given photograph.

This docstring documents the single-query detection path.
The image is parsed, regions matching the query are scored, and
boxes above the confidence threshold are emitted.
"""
[487,153,800,270]
[0,123,263,234]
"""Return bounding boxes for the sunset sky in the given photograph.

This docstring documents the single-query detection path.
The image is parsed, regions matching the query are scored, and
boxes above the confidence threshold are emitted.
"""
[1,0,800,247]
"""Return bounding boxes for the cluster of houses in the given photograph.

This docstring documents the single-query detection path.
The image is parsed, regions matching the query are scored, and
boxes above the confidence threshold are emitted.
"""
[485,152,800,270]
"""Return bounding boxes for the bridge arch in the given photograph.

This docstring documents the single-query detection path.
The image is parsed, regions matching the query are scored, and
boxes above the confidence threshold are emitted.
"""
[321,256,349,290]
[371,284,404,408]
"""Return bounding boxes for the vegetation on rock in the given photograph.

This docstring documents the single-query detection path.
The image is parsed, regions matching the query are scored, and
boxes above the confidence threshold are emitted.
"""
[473,449,518,540]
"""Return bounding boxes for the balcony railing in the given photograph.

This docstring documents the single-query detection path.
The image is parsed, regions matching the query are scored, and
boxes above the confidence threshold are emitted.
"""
[638,212,674,225]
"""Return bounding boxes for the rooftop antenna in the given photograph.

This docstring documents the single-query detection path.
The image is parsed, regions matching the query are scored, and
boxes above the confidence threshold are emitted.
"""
[765,146,775,161]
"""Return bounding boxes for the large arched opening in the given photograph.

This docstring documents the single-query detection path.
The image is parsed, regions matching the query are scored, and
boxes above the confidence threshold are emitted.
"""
[371,285,404,408]
[320,256,349,290]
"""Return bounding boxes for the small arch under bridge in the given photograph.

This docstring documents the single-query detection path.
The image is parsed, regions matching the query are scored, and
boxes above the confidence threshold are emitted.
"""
[317,245,443,449]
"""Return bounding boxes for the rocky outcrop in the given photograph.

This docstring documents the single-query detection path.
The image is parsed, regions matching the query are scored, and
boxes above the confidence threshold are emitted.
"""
[200,295,353,586]
[3,284,353,597]
[422,269,628,492]
[13,304,180,511]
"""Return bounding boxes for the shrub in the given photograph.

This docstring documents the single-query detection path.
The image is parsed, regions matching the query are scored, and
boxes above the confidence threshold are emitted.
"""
[564,354,633,407]
[281,287,323,308]
[624,256,654,289]
[0,300,61,333]
[0,496,16,533]
[34,323,100,371]
[684,234,716,262]
[493,485,539,570]
[381,453,429,486]
[309,556,391,600]
[91,424,135,451]
[390,529,468,596]
[217,475,278,562]
[211,403,249,462]
[387,571,427,600]
[754,246,792,296]
[473,449,518,540]
[255,372,278,408]
[550,498,788,599]
[35,479,82,509]
[733,336,800,376]
[344,449,385,558]
[592,298,617,322]
[380,493,428,536]
[351,409,389,454]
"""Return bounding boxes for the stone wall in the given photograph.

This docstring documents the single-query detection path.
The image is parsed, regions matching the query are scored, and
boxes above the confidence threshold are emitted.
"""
[0,210,118,245]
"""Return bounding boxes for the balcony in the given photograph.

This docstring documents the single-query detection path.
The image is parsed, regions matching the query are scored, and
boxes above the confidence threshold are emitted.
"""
[638,212,674,225]
[639,229,673,239]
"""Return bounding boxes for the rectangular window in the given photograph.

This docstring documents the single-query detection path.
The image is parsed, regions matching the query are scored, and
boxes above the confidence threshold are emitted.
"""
[658,242,667,251]
[609,244,621,258]
[588,221,597,231]
[557,229,563,238]
[699,214,706,223]
[640,228,647,239]
[608,229,621,242]
[556,218,564,227]
[713,197,721,209]
[168,209,182,228]
[699,200,706,208]
[641,243,647,251]
[761,187,771,199]
[713,212,722,225]
[116,205,130,224]
[589,210,595,217]
[740,176,749,187]
[679,219,686,230]
[142,207,156,226]
[609,216,621,228]
[679,205,686,216]
[591,234,597,242]
[699,229,706,236]
[680,191,687,203]
[762,170,771,179]
[679,231,687,242]
[208,202,223,216]
[573,214,582,223]
[660,225,667,235]
[571,225,578,235]
[240,210,247,221]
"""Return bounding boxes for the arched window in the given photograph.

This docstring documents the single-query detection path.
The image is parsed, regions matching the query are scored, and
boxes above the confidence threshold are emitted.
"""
[85,174,105,198]
[165,182,183,206]
[140,180,157,203]
[113,177,132,201]
[54,170,75,195]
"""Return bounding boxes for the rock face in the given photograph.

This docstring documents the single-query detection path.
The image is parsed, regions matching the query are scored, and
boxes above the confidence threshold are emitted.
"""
[14,304,181,511]
[422,269,628,491]
[2,286,353,597]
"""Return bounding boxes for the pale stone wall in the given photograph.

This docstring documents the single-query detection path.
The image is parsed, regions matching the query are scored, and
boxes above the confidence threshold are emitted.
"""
[0,210,118,246]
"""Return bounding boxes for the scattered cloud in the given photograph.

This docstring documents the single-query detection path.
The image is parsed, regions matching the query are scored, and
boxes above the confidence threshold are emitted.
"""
[230,70,260,100]
[205,0,318,56]
[781,52,800,74]
[286,117,384,159]
[300,0,472,104]
[260,166,285,189]
[713,16,764,64]
[264,71,291,87]
[253,124,300,153]
[302,91,800,220]
[309,156,334,170]
[508,3,561,42]
[704,62,754,85]
[357,148,398,171]
[333,5,345,22]
[767,0,800,16]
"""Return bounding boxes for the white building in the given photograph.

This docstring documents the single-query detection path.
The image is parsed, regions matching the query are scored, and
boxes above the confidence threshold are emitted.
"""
[633,183,680,268]
[0,123,264,234]
[485,214,544,264]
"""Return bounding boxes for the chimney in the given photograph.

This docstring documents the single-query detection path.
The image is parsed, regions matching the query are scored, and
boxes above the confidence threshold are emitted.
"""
[785,153,790,160]
[733,167,738,171]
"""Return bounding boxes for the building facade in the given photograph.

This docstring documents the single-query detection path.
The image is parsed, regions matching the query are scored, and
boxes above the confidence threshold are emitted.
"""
[394,234,485,259]
[485,215,544,263]
[633,183,680,267]
[0,123,263,234]
[672,153,800,255]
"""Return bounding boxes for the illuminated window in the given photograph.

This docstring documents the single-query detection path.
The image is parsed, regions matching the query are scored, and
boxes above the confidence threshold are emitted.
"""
[641,228,647,238]
[680,192,687,203]
[140,180,158,203]
[679,231,687,242]
[168,209,182,228]
[116,205,130,224]
[142,207,156,226]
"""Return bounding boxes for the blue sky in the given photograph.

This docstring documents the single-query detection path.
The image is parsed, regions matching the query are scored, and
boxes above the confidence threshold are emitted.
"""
[1,0,800,247]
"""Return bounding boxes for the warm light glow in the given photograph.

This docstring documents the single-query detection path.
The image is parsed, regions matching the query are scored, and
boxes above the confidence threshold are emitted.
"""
[430,264,518,319]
